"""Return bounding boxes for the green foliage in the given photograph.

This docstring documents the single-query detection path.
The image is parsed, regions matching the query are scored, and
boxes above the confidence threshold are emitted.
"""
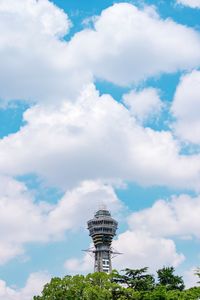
[33,267,200,300]
[157,267,185,291]
[182,287,200,299]
[113,267,155,291]
[33,272,133,300]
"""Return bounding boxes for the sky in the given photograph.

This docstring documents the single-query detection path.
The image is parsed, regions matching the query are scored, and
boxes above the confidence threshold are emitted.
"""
[0,0,200,298]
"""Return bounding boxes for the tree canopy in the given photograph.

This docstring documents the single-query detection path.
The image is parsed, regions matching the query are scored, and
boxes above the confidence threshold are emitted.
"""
[34,267,200,300]
[157,266,185,291]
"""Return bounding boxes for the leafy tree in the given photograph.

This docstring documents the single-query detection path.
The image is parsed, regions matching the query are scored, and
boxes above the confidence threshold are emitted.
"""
[113,267,155,292]
[182,287,200,300]
[157,267,185,291]
[33,267,200,300]
[33,272,134,300]
[33,275,88,300]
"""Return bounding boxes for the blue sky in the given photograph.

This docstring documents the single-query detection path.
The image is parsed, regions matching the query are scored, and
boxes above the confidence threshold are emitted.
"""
[0,0,200,298]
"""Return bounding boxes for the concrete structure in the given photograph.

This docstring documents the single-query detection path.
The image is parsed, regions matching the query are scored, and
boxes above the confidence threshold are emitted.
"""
[87,207,118,273]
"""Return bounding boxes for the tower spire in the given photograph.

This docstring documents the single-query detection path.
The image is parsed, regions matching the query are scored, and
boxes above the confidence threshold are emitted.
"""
[98,201,107,211]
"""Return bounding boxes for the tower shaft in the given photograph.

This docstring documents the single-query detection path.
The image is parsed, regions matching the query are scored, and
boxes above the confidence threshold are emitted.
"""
[94,247,112,273]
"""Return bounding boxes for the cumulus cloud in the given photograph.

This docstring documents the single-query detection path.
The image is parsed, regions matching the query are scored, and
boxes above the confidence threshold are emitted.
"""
[0,272,50,300]
[0,0,71,37]
[128,194,200,239]
[0,176,42,263]
[1,1,200,104]
[68,3,200,86]
[0,175,121,264]
[112,231,184,271]
[64,252,93,274]
[171,70,200,144]
[0,84,200,190]
[177,0,200,8]
[0,0,91,103]
[183,267,199,288]
[123,88,163,124]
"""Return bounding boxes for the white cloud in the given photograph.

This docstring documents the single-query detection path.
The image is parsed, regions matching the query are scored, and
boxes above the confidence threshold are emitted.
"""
[64,252,93,274]
[183,267,199,288]
[171,70,200,145]
[123,88,163,124]
[0,0,71,37]
[1,2,200,104]
[128,194,200,239]
[177,0,200,8]
[0,176,43,264]
[0,84,200,190]
[112,231,184,271]
[68,3,200,86]
[0,272,50,300]
[0,0,91,104]
[0,175,121,264]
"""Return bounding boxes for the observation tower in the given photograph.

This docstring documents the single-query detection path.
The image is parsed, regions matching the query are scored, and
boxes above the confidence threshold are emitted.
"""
[87,206,118,273]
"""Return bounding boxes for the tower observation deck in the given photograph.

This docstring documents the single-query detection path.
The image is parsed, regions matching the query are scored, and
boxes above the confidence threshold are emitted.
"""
[87,207,118,273]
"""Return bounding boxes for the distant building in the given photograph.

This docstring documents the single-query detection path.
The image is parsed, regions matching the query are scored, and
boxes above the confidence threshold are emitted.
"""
[87,206,118,273]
